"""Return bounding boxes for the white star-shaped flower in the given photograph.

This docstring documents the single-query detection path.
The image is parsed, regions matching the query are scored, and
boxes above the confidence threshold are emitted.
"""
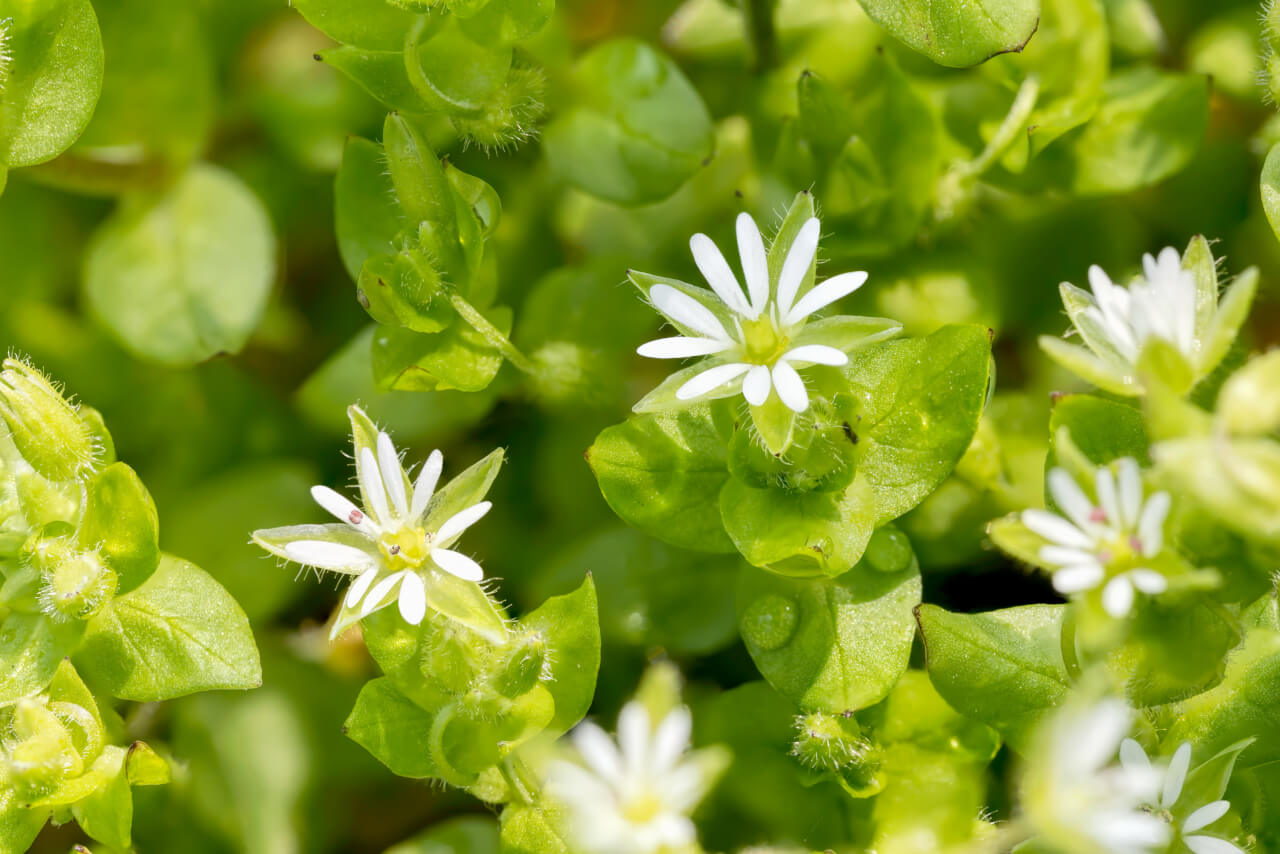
[1082,248,1197,367]
[636,212,885,413]
[1024,700,1169,854]
[1119,740,1246,854]
[253,408,494,635]
[547,701,719,854]
[1021,458,1171,617]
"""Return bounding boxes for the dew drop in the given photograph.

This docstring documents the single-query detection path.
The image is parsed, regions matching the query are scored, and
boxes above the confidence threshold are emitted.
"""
[740,593,799,650]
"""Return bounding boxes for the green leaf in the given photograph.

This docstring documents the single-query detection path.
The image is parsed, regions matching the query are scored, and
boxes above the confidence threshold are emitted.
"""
[289,0,420,50]
[0,614,61,705]
[854,0,1040,67]
[737,554,921,713]
[517,576,600,735]
[334,137,404,283]
[1047,394,1148,468]
[840,324,993,525]
[588,406,735,553]
[917,603,1071,752]
[0,0,103,168]
[534,527,740,654]
[83,164,277,366]
[71,746,132,849]
[406,15,512,114]
[1163,630,1280,765]
[544,38,714,205]
[76,555,262,701]
[1263,141,1280,245]
[719,475,875,577]
[499,800,570,854]
[78,462,159,593]
[319,47,434,116]
[344,677,439,779]
[371,308,509,392]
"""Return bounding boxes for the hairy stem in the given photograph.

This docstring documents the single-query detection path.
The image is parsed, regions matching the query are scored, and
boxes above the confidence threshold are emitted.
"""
[450,293,537,374]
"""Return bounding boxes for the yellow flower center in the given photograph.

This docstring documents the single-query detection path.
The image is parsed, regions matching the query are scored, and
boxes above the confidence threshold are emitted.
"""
[621,790,665,824]
[379,527,431,570]
[740,315,788,365]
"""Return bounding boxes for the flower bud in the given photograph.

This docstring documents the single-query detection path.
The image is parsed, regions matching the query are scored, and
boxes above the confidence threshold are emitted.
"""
[495,631,549,699]
[791,712,884,796]
[27,535,118,621]
[421,626,480,695]
[2,700,80,802]
[0,359,100,482]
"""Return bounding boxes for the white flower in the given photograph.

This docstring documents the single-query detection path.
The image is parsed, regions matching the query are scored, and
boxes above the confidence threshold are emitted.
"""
[637,213,872,413]
[253,413,492,631]
[1021,458,1172,617]
[1119,740,1246,854]
[547,701,717,854]
[1079,248,1197,367]
[1023,700,1169,854]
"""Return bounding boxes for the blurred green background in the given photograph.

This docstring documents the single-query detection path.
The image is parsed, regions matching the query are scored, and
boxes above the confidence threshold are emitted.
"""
[2,0,1278,850]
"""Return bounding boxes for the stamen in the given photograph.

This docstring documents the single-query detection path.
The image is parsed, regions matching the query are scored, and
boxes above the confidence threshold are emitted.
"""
[1088,507,1106,523]
[349,509,364,524]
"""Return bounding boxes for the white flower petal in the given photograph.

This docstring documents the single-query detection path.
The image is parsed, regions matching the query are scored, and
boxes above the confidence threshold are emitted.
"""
[1074,700,1131,774]
[1162,741,1192,808]
[736,212,770,315]
[1119,738,1152,776]
[437,501,491,543]
[616,701,651,774]
[1091,811,1171,848]
[691,233,753,317]
[636,336,733,359]
[774,217,821,318]
[398,571,427,624]
[344,567,379,608]
[770,360,809,412]
[742,364,771,406]
[1117,458,1142,528]
[430,548,485,582]
[359,447,392,524]
[360,571,405,617]
[1095,465,1121,529]
[1183,800,1231,833]
[310,485,373,533]
[784,271,868,325]
[1040,545,1101,567]
[283,540,376,571]
[1138,491,1171,556]
[572,721,623,783]
[1127,568,1168,595]
[377,432,409,519]
[649,284,730,341]
[1185,836,1246,854]
[1022,509,1096,549]
[1052,563,1105,594]
[650,707,692,774]
[780,344,849,366]
[1047,468,1098,532]
[410,449,443,520]
[1102,575,1135,618]
[675,362,752,401]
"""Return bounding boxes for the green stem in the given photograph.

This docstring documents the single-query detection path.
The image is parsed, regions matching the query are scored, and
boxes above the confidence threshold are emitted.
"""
[500,756,540,806]
[450,294,537,375]
[739,0,778,72]
[967,74,1040,177]
[428,702,466,786]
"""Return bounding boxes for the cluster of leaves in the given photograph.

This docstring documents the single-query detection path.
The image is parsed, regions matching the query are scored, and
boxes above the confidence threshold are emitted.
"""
[0,359,259,850]
[2,0,1280,851]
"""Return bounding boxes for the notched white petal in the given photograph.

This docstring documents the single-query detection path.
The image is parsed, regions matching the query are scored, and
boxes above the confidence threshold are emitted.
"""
[283,540,376,571]
[411,449,444,520]
[770,360,809,412]
[377,431,409,519]
[637,336,732,359]
[649,284,730,341]
[780,344,848,366]
[431,548,485,581]
[690,233,753,317]
[437,501,492,543]
[675,363,751,401]
[775,217,821,317]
